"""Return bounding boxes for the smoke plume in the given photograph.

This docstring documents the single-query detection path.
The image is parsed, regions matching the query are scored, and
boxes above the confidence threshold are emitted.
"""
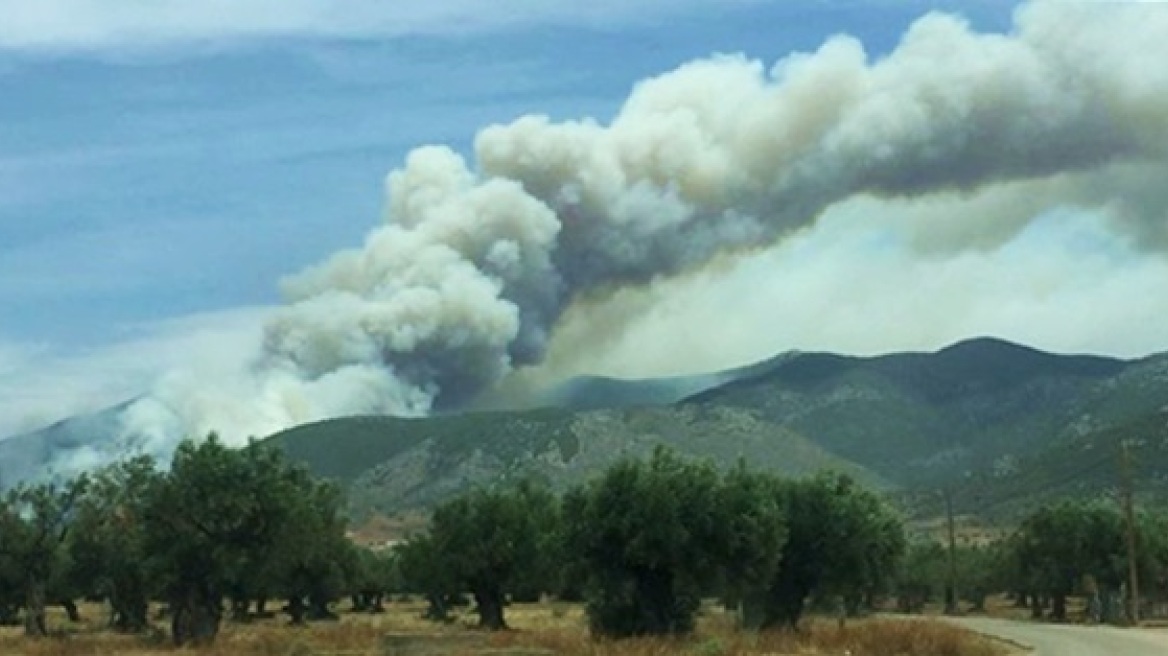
[117,1,1168,451]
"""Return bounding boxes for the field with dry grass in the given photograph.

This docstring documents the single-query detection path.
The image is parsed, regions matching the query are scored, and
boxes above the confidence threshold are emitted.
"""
[0,600,1016,656]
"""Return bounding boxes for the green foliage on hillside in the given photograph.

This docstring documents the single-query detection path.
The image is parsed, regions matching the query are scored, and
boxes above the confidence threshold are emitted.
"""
[934,408,1168,520]
[689,339,1150,487]
[267,405,877,518]
[265,340,1168,522]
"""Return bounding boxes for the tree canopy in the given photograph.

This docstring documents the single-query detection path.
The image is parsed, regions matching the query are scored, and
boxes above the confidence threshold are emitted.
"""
[1,440,915,645]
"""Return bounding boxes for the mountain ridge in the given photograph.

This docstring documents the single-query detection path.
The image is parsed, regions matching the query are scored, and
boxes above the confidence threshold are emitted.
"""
[4,337,1166,522]
[263,337,1168,517]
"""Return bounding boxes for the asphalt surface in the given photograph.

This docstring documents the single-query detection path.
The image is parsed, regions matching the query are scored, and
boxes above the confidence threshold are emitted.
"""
[953,616,1168,656]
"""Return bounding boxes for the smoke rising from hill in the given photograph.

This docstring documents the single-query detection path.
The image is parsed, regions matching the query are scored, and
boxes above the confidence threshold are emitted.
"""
[116,1,1168,454]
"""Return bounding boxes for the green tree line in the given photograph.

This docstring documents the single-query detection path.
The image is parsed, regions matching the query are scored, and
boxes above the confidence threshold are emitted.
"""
[0,441,910,645]
[397,449,906,637]
[0,437,382,646]
[8,436,1158,647]
[893,499,1168,625]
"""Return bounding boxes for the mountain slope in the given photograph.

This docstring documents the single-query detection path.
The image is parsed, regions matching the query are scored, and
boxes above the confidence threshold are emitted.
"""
[268,404,881,518]
[4,337,1166,522]
[0,402,133,489]
[928,406,1168,520]
[269,338,1168,517]
[684,338,1150,486]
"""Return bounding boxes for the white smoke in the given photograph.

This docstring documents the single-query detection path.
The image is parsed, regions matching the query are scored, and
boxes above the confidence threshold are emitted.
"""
[113,1,1168,453]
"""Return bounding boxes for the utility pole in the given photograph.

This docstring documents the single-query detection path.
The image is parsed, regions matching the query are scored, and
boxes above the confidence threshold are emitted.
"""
[944,487,960,615]
[1120,440,1140,625]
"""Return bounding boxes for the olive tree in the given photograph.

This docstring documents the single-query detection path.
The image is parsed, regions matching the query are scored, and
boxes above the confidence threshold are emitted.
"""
[68,456,159,632]
[0,477,88,637]
[396,534,460,622]
[265,475,355,625]
[562,449,728,637]
[748,474,905,629]
[402,481,559,630]
[350,547,399,613]
[1013,500,1126,622]
[715,462,788,627]
[142,436,350,645]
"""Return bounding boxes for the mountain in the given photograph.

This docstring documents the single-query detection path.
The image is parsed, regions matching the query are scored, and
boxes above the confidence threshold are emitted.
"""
[4,337,1167,522]
[0,401,134,490]
[0,351,793,492]
[683,338,1147,485]
[523,352,802,410]
[268,404,882,519]
[266,338,1168,518]
[954,407,1168,519]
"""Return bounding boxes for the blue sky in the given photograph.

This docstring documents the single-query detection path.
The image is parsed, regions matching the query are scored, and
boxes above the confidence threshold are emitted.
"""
[0,0,1012,346]
[3,0,1167,437]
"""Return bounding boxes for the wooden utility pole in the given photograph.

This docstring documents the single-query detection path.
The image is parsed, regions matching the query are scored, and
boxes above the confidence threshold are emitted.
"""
[944,487,959,615]
[1120,440,1140,624]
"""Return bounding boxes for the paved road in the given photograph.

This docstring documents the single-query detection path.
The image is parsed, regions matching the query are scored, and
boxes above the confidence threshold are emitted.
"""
[952,617,1168,656]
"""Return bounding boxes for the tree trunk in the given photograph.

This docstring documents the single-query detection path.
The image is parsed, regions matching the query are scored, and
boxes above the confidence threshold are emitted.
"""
[351,593,368,613]
[1030,593,1045,619]
[1051,593,1068,622]
[230,598,250,622]
[286,596,307,625]
[111,584,149,633]
[308,591,338,621]
[631,566,695,635]
[761,570,811,631]
[740,591,768,630]
[171,586,221,646]
[473,588,507,630]
[424,594,449,622]
[62,599,81,623]
[23,577,48,638]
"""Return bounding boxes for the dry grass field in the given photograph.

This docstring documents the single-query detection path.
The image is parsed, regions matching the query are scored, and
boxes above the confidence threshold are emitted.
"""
[0,600,1015,656]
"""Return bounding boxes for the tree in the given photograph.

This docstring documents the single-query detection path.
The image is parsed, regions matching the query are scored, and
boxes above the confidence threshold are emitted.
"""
[715,462,787,628]
[0,477,88,637]
[1013,500,1126,622]
[562,448,726,637]
[142,435,351,645]
[265,474,354,625]
[895,541,949,613]
[68,456,159,632]
[748,474,905,629]
[409,481,559,630]
[0,551,19,626]
[894,540,1009,614]
[397,534,460,622]
[350,547,399,613]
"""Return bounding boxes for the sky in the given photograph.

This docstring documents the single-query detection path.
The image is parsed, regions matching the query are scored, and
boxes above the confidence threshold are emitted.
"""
[2,0,1166,439]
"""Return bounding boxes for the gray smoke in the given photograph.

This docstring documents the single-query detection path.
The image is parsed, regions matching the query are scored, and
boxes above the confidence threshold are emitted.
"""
[119,0,1168,448]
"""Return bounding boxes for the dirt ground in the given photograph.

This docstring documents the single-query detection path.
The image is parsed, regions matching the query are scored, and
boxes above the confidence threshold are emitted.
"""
[0,598,1013,656]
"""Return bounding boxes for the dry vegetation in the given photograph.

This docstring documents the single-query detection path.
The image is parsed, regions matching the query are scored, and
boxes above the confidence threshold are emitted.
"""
[0,600,1015,656]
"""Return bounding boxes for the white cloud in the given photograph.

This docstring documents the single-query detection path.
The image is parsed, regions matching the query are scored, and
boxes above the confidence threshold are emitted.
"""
[0,306,270,438]
[0,0,756,53]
